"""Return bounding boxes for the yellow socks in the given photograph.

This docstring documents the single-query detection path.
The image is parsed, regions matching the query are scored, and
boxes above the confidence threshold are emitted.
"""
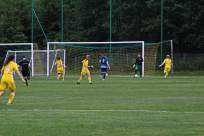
[78,76,83,82]
[164,72,168,78]
[8,93,15,104]
[77,76,91,83]
[57,75,60,80]
[88,77,92,83]
[57,75,64,81]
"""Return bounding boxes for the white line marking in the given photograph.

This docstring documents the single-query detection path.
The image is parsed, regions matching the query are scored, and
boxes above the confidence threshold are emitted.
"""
[1,109,203,114]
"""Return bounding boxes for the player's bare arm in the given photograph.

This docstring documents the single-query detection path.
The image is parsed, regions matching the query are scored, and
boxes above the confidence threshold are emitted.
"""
[62,64,66,68]
[159,62,164,67]
[106,62,110,69]
[16,70,26,83]
[1,70,4,75]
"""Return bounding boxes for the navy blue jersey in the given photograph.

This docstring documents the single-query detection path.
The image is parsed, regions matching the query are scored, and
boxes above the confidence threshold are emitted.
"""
[100,57,109,68]
[19,59,29,71]
[135,57,143,66]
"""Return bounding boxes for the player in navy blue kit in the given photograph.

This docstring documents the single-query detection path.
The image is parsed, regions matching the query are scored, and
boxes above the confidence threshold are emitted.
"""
[133,53,143,77]
[18,54,31,86]
[99,54,110,80]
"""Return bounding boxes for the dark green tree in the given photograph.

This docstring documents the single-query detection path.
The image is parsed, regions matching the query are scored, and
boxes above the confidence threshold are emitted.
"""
[141,0,204,52]
[0,0,28,43]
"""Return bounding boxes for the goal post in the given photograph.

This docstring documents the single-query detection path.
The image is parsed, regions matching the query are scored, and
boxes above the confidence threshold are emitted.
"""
[49,49,66,76]
[157,40,174,77]
[47,41,145,77]
[170,40,174,77]
[0,43,34,76]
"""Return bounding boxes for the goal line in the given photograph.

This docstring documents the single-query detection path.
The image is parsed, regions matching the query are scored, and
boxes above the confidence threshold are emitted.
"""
[2,109,203,114]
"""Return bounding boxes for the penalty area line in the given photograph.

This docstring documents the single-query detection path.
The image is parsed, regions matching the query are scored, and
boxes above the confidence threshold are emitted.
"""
[1,109,204,114]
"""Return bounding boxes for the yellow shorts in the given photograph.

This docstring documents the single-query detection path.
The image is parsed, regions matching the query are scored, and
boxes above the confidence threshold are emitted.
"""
[81,69,90,76]
[0,80,16,91]
[57,69,64,74]
[164,67,171,73]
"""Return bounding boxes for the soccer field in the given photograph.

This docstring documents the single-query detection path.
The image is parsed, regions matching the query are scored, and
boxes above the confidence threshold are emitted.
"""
[0,75,203,136]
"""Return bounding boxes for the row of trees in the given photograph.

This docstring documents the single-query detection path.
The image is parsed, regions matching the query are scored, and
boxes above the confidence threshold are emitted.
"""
[0,0,203,53]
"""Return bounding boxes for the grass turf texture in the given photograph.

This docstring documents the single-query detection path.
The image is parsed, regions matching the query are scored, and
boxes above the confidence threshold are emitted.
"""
[0,76,203,136]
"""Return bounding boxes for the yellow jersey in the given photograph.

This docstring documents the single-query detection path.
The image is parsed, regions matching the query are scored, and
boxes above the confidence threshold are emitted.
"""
[163,58,172,68]
[55,60,63,70]
[1,61,18,82]
[81,59,89,72]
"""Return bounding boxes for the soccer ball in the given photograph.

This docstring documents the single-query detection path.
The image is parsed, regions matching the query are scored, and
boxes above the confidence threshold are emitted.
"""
[106,73,108,76]
[134,74,138,78]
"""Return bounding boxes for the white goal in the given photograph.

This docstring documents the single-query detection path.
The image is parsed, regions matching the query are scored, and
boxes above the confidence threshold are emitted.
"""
[0,43,34,76]
[5,49,66,76]
[47,41,145,77]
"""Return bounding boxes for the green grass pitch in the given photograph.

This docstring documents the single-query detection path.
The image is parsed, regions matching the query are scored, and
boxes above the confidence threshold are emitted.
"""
[0,75,203,136]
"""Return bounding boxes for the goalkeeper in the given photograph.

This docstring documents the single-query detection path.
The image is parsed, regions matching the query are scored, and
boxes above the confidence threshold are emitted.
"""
[133,53,143,77]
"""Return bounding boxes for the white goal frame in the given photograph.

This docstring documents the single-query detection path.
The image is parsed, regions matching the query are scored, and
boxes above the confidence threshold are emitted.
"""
[47,41,144,77]
[0,43,34,76]
[6,49,66,76]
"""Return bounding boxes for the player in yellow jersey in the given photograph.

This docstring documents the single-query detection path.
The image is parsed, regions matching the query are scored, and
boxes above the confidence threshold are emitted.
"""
[159,55,172,78]
[77,55,94,84]
[0,54,26,105]
[55,57,66,81]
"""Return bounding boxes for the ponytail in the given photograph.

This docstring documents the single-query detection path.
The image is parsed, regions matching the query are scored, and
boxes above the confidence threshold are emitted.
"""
[4,54,15,66]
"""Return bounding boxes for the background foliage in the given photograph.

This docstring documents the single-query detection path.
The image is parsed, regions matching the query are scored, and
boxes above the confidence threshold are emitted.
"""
[0,0,203,72]
[0,0,203,51]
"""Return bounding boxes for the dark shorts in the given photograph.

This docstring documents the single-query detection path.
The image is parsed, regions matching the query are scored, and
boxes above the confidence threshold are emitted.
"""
[22,70,29,77]
[135,65,142,71]
[101,68,108,73]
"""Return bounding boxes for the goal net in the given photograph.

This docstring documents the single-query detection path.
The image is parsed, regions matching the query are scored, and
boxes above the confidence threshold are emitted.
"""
[5,49,65,76]
[0,43,34,76]
[47,42,160,77]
